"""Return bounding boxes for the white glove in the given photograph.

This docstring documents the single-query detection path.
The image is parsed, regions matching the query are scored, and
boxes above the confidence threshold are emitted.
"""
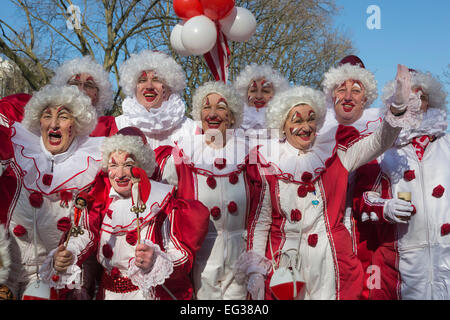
[247,273,265,300]
[383,198,414,224]
[392,64,412,108]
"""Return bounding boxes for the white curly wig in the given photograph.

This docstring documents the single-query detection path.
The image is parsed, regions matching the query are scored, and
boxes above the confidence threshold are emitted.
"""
[322,59,378,108]
[119,50,186,97]
[22,85,97,137]
[266,85,327,133]
[234,63,290,98]
[101,131,156,177]
[191,81,244,128]
[381,70,448,112]
[50,55,114,115]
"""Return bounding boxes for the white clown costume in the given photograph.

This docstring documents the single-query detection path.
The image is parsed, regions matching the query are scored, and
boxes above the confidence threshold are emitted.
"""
[234,63,289,132]
[154,81,263,300]
[238,84,418,300]
[353,70,450,300]
[0,85,103,299]
[101,50,197,149]
[40,127,209,300]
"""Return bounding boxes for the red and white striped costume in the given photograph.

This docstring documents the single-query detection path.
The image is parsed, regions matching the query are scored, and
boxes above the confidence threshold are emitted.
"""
[353,108,450,300]
[0,122,103,298]
[154,134,263,300]
[246,119,401,300]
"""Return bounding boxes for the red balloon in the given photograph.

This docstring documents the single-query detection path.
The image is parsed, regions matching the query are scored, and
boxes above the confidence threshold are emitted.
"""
[173,0,204,20]
[200,0,235,21]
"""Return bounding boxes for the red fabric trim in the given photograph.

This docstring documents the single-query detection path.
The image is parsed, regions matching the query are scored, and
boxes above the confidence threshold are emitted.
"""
[320,155,364,299]
[90,116,118,137]
[0,93,31,125]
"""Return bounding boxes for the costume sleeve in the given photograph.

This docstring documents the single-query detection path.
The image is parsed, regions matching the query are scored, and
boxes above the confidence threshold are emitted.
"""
[338,119,401,173]
[352,161,393,224]
[39,174,107,289]
[235,168,273,285]
[89,115,118,137]
[0,93,31,126]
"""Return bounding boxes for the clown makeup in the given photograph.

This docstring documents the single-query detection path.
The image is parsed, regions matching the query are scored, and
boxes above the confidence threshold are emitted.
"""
[67,73,99,107]
[40,105,76,155]
[283,104,317,151]
[333,79,367,125]
[247,78,274,110]
[201,93,235,146]
[107,151,137,197]
[135,70,171,110]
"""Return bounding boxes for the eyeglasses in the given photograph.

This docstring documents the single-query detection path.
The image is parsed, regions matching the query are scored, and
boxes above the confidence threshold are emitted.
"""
[68,80,99,91]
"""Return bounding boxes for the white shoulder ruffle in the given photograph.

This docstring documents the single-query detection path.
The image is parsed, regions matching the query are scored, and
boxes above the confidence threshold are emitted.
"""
[128,240,174,300]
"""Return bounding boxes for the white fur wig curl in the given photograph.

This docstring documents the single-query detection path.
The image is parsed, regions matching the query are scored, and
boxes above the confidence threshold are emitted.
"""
[119,50,186,97]
[101,134,156,177]
[191,81,244,128]
[22,84,97,137]
[381,70,448,112]
[234,63,290,98]
[50,55,114,115]
[266,85,327,133]
[322,63,378,108]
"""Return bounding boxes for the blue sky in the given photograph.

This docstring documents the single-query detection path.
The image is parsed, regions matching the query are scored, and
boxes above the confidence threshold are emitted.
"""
[333,0,450,112]
[2,1,449,122]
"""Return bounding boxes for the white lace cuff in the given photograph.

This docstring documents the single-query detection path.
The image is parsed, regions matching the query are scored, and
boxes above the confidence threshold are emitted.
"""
[384,93,423,129]
[234,250,272,285]
[128,240,174,300]
[39,248,82,290]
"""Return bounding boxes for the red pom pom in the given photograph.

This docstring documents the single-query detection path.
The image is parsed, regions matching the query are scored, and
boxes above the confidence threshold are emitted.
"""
[214,158,227,170]
[126,230,137,246]
[306,183,315,193]
[308,234,318,247]
[432,185,445,198]
[297,185,308,198]
[42,174,53,186]
[52,275,60,282]
[301,172,313,183]
[227,201,237,214]
[206,176,217,189]
[110,267,121,279]
[29,192,43,208]
[102,244,113,259]
[106,209,113,219]
[441,223,450,236]
[13,225,27,237]
[290,209,302,222]
[403,170,416,181]
[57,217,72,232]
[210,206,221,219]
[229,172,239,184]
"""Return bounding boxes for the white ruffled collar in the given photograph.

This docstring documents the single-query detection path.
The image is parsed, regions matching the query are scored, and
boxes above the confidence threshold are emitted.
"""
[319,107,383,136]
[11,122,104,195]
[240,103,267,130]
[175,132,249,175]
[395,108,448,146]
[119,94,187,135]
[102,182,174,234]
[256,133,335,183]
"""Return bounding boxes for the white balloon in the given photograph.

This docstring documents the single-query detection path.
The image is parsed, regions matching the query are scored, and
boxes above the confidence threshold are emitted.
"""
[170,23,191,56]
[181,15,217,55]
[220,7,257,42]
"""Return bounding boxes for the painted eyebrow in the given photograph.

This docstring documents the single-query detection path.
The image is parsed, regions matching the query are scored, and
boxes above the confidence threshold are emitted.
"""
[217,98,228,105]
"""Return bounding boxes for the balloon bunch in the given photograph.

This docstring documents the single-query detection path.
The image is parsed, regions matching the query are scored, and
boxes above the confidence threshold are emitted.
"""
[170,0,257,82]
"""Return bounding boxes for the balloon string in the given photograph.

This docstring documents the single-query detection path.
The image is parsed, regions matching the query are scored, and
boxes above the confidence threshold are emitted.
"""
[215,22,226,83]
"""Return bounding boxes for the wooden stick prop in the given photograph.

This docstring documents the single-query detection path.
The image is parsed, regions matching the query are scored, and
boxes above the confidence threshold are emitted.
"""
[130,168,146,245]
